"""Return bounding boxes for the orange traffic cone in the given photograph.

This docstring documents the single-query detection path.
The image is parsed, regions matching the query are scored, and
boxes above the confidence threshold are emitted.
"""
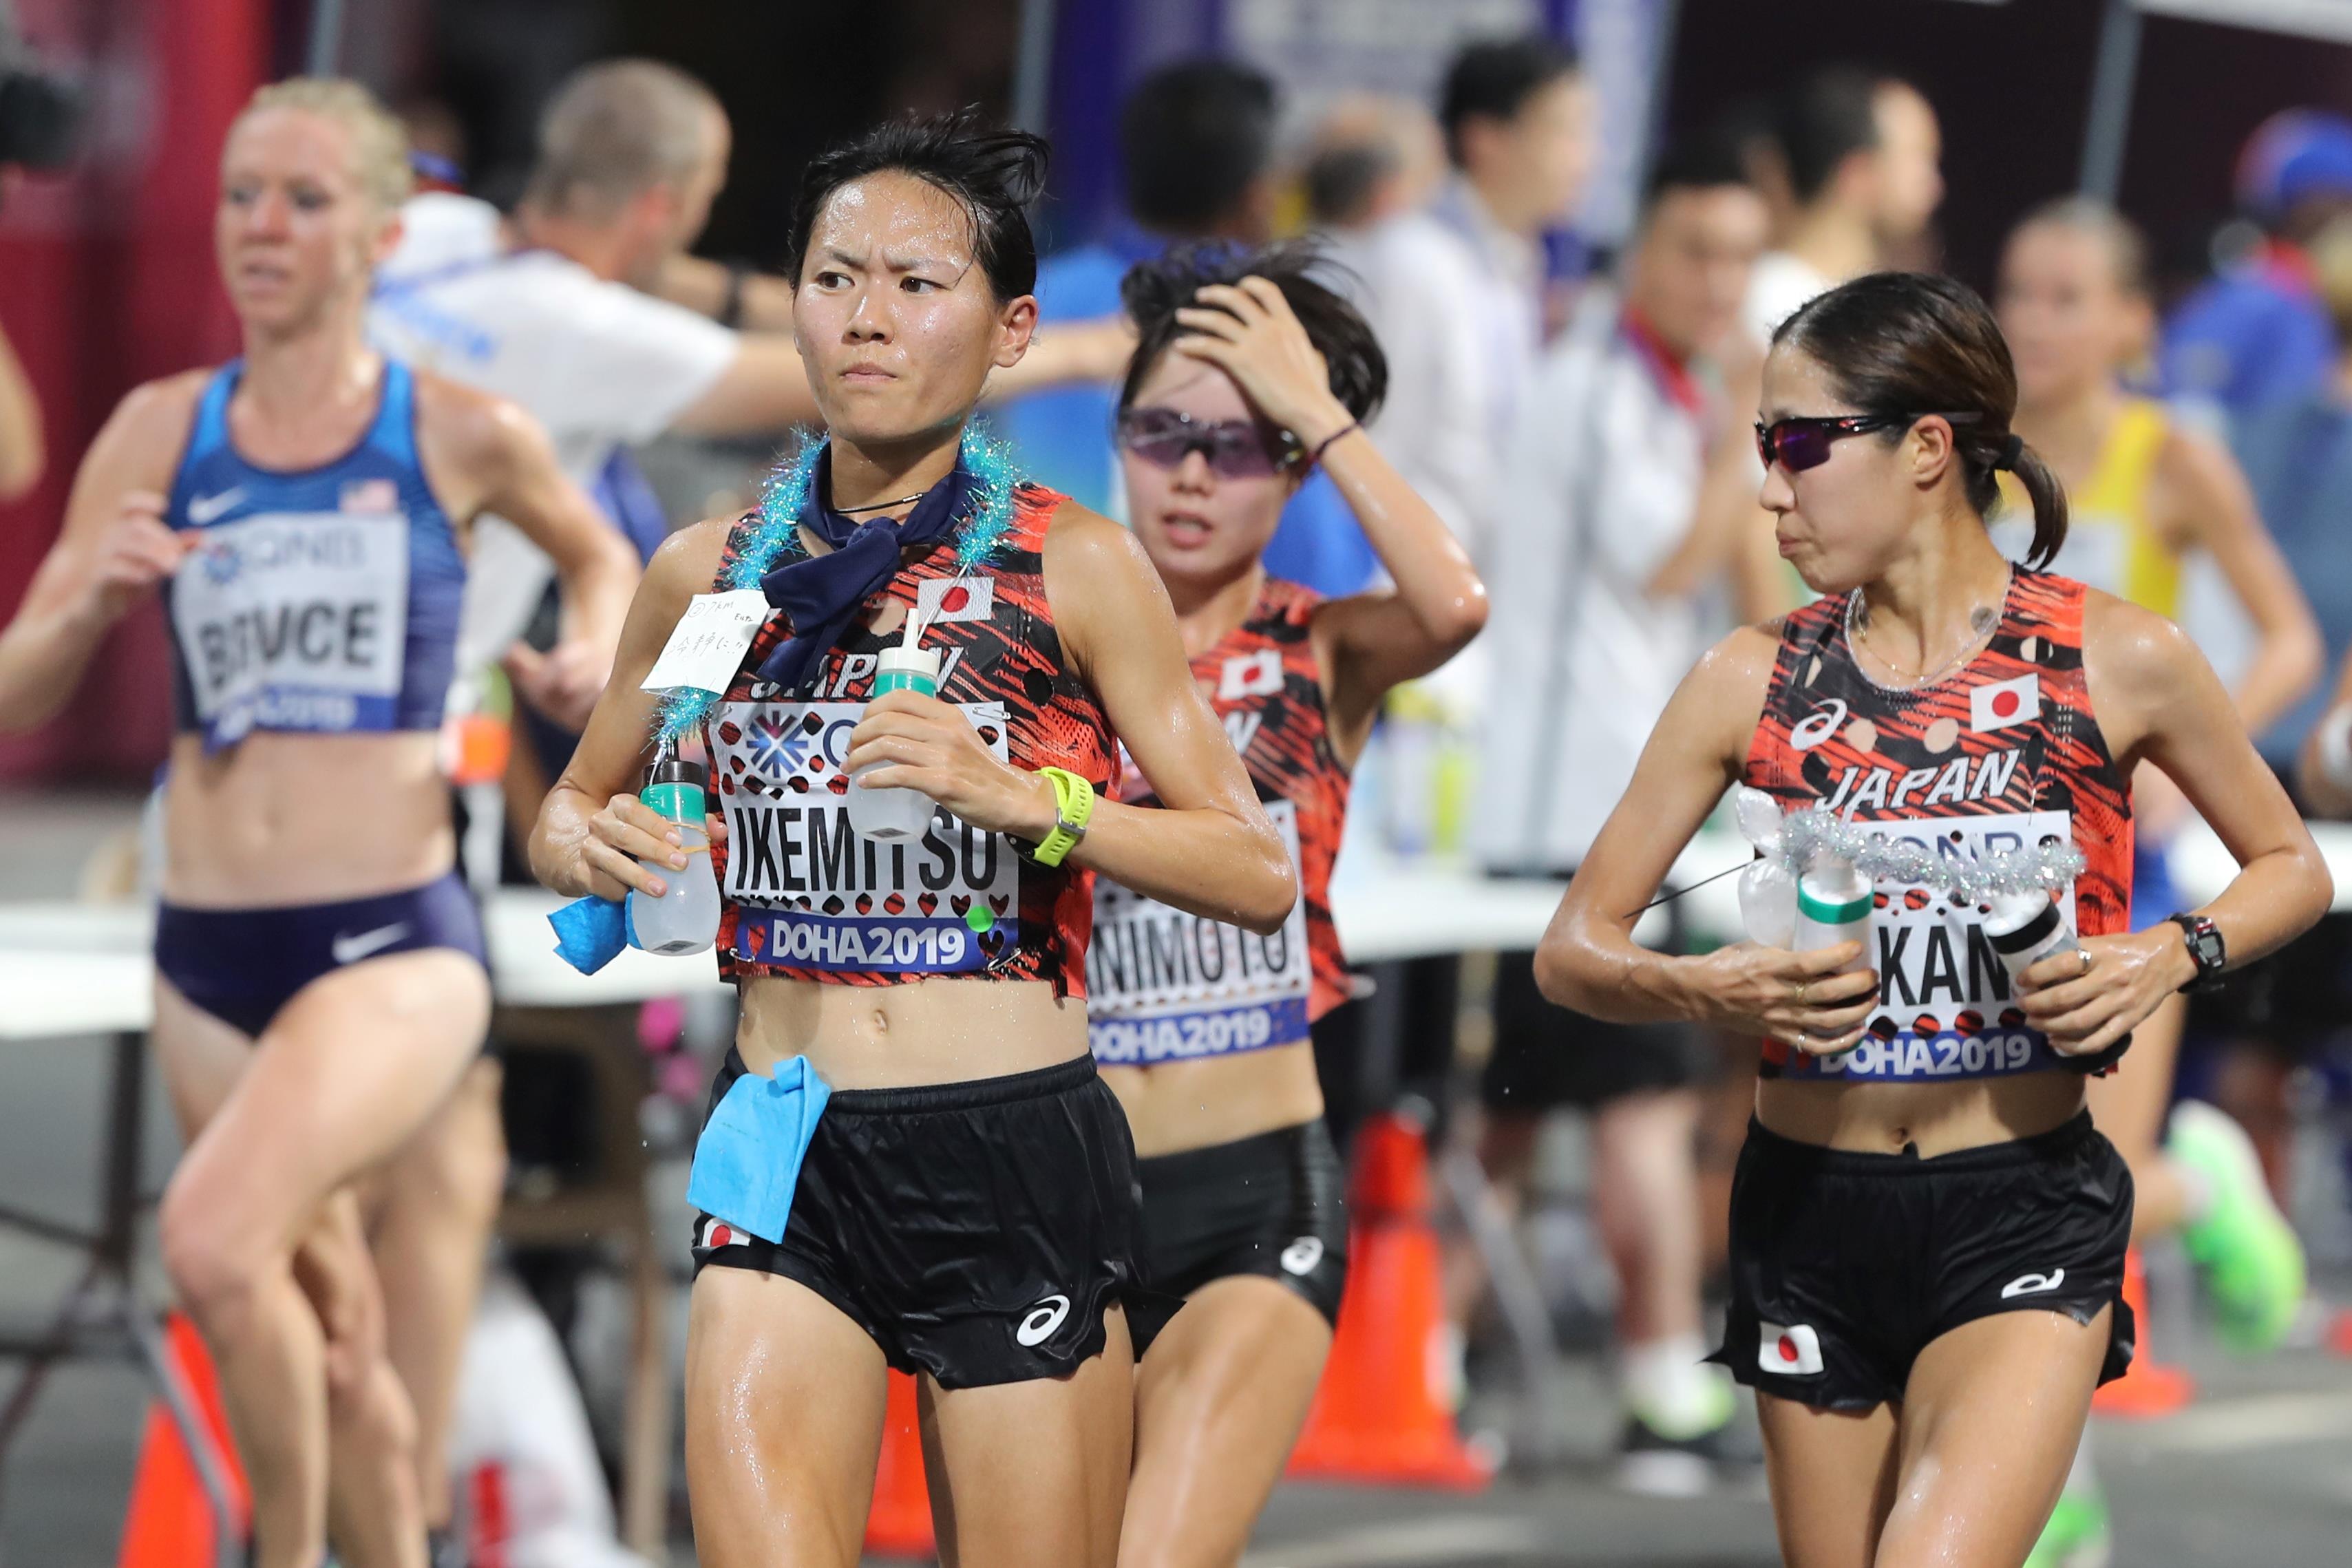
[117,1314,248,1568]
[864,1369,936,1558]
[1286,1111,1494,1490]
[2093,1246,2195,1418]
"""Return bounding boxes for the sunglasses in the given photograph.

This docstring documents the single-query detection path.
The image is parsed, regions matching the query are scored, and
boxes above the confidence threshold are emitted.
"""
[1116,407,1299,479]
[1755,412,1982,473]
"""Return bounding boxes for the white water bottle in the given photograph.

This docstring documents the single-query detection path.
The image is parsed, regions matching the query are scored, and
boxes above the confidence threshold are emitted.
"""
[628,758,720,955]
[1984,889,2079,983]
[1793,855,1873,971]
[850,642,944,841]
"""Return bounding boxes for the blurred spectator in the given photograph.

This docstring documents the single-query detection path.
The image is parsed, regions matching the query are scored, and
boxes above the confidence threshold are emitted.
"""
[2163,112,2352,427]
[996,59,1375,595]
[0,315,39,501]
[1468,131,1769,1491]
[1432,35,1593,436]
[1306,96,1488,549]
[1741,69,1943,345]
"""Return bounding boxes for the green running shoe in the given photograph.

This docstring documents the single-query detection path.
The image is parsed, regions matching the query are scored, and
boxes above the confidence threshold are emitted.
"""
[2025,1485,2112,1568]
[2168,1099,2307,1353]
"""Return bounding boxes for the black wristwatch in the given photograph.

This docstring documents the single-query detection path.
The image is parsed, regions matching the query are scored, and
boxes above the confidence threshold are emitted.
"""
[2166,912,2225,993]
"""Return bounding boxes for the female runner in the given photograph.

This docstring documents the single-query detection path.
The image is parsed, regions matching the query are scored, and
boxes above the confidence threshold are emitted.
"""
[0,80,635,1568]
[1534,271,2329,1568]
[1088,245,1485,1566]
[530,116,1294,1568]
[1998,195,2318,1339]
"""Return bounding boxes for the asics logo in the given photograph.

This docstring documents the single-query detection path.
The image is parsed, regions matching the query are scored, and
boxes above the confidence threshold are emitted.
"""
[1016,1293,1070,1347]
[2001,1268,2066,1299]
[187,489,246,525]
[1789,699,1849,752]
[331,923,411,965]
[1280,1237,1324,1276]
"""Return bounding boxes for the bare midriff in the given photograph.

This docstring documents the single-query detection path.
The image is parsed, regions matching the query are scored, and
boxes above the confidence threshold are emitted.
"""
[1756,1070,2088,1158]
[1101,1040,1325,1159]
[161,732,456,907]
[735,973,1092,1090]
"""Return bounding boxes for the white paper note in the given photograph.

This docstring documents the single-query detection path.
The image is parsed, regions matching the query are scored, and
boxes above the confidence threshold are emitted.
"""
[640,590,771,694]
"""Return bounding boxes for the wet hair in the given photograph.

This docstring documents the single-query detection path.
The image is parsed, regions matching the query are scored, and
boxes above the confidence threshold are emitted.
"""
[785,109,1049,303]
[1119,61,1279,233]
[2013,195,2151,298]
[523,59,722,217]
[1116,242,1388,437]
[233,78,413,213]
[1439,35,1581,166]
[1773,271,2068,568]
[1638,125,1754,218]
[1774,67,1879,205]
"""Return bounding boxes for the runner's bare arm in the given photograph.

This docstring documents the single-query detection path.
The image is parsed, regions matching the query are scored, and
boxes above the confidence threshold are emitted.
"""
[531,520,728,901]
[1049,505,1295,933]
[1534,624,1880,1048]
[979,317,1138,403]
[0,375,202,732]
[2022,594,2332,1054]
[2296,646,2352,818]
[2159,425,2321,735]
[670,335,822,438]
[422,379,642,730]
[1311,427,1489,764]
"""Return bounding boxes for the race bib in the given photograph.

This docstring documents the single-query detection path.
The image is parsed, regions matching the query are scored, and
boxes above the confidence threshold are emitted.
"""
[1779,807,2074,1081]
[711,699,1019,975]
[171,509,410,749]
[1088,800,1311,1064]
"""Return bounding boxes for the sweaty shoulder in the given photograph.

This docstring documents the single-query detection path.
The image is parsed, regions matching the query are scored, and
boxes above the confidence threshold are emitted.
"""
[94,370,211,491]
[648,514,734,602]
[2080,587,2203,753]
[1037,496,1174,677]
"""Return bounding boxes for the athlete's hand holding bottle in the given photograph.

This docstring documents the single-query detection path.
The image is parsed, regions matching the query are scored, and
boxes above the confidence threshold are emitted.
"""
[1657,939,1880,1055]
[2013,924,2197,1059]
[843,688,1063,844]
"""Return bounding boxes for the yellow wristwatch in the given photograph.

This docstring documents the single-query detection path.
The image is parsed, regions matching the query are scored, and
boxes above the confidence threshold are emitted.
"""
[1019,767,1095,869]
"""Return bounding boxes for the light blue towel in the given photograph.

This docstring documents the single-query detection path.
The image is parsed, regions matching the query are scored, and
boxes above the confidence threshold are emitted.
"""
[547,894,639,975]
[685,1055,832,1244]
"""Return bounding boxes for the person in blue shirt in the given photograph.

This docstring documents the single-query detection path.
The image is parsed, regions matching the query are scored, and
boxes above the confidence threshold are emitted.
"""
[2162,111,2352,424]
[998,59,1379,595]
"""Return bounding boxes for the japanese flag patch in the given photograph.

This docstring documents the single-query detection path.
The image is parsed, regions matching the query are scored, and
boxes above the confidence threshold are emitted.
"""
[918,576,995,625]
[697,1217,751,1251]
[1970,672,2040,733]
[1218,648,1284,701]
[1757,1322,1824,1376]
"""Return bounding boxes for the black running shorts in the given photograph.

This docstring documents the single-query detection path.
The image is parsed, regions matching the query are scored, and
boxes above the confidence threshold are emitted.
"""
[690,1052,1155,1388]
[1136,1120,1350,1329]
[1711,1112,2135,1411]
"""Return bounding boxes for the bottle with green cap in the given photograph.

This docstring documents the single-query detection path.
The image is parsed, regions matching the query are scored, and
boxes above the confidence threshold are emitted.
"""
[1793,854,1874,971]
[851,640,944,841]
[630,756,719,955]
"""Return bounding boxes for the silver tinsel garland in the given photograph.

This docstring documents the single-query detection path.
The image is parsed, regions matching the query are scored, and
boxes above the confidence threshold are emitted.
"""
[1772,804,2084,904]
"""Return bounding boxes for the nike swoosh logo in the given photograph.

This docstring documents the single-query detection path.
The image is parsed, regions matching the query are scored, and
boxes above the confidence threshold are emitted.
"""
[187,489,246,525]
[1016,1293,1070,1347]
[2001,1268,2067,1299]
[331,923,411,965]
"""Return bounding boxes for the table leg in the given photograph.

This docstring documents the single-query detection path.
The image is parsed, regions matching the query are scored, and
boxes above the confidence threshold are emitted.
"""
[128,1311,244,1568]
[620,1229,673,1557]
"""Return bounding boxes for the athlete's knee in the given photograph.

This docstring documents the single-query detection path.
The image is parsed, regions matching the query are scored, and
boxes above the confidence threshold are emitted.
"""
[160,1174,273,1341]
[331,1354,420,1467]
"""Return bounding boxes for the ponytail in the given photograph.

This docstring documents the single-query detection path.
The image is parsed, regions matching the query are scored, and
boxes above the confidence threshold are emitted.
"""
[2007,439,2068,569]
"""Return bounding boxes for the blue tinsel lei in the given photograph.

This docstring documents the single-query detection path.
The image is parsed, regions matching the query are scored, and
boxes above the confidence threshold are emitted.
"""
[654,424,1022,743]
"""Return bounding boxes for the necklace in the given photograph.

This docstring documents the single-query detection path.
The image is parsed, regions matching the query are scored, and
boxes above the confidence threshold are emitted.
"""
[1845,573,2008,690]
[834,489,933,516]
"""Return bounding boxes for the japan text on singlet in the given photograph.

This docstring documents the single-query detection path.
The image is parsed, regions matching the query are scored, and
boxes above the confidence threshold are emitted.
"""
[1088,580,1350,1066]
[162,360,465,752]
[705,484,1114,993]
[1743,569,2132,1082]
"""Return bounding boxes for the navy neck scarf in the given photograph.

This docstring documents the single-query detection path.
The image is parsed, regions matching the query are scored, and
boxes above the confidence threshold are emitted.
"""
[755,445,977,690]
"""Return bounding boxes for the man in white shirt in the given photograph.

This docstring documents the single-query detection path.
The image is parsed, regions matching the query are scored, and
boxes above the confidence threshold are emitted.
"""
[1305,97,1490,549]
[1471,132,1769,1492]
[1430,34,1594,469]
[1741,68,1944,346]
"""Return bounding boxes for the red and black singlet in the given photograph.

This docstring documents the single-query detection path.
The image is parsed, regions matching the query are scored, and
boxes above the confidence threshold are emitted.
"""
[1087,578,1349,1065]
[706,483,1114,995]
[1744,568,2132,1081]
